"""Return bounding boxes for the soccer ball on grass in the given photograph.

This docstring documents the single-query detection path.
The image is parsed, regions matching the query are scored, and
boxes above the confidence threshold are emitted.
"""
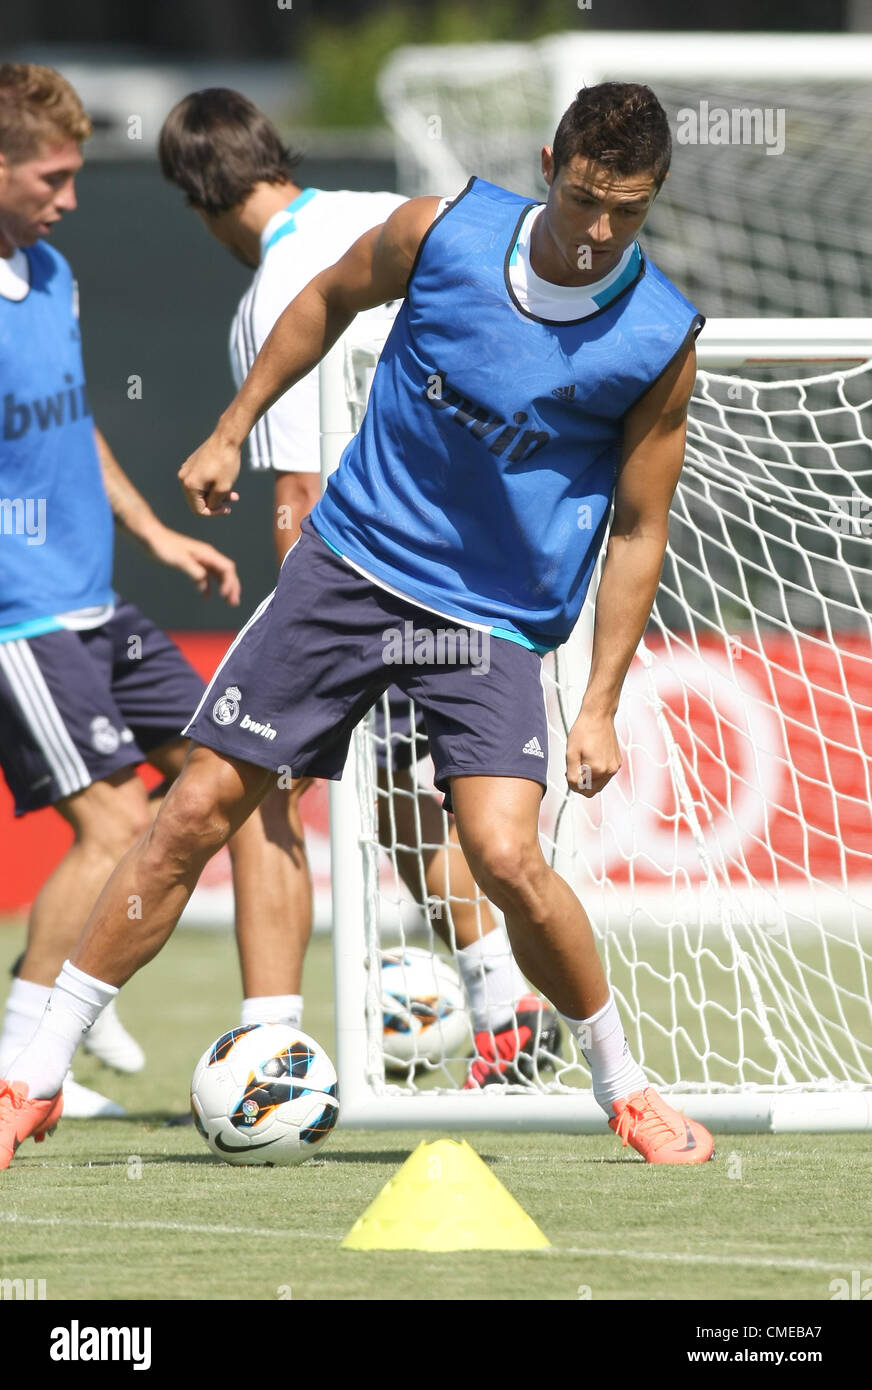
[191,1023,339,1166]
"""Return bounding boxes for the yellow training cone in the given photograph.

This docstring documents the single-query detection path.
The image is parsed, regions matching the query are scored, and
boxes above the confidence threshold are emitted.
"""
[341,1138,551,1251]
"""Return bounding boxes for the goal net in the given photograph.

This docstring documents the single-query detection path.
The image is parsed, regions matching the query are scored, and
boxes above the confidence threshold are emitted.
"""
[322,317,872,1134]
[378,31,872,319]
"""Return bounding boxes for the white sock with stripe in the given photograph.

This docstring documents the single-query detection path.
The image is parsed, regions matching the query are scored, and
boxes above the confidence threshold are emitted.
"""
[456,925,529,1033]
[561,992,647,1117]
[10,960,118,1100]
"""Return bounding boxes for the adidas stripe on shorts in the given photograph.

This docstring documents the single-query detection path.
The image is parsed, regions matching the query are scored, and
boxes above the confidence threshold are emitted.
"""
[0,599,206,815]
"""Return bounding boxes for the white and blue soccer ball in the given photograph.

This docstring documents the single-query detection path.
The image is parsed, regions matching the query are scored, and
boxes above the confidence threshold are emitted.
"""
[382,946,472,1071]
[191,1023,339,1166]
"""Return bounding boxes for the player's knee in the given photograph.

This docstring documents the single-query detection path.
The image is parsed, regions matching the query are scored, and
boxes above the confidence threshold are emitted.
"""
[119,803,153,852]
[76,797,152,864]
[148,776,232,867]
[473,836,547,908]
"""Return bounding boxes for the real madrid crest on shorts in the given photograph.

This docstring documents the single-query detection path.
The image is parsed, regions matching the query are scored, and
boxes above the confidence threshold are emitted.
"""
[212,685,241,725]
[90,715,121,755]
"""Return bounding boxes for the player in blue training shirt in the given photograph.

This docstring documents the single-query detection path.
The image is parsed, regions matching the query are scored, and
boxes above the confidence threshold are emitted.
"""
[0,63,284,1122]
[158,87,561,1085]
[3,82,715,1166]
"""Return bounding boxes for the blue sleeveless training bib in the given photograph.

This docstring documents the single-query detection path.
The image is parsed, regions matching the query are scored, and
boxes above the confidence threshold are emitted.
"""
[0,242,113,630]
[312,177,702,651]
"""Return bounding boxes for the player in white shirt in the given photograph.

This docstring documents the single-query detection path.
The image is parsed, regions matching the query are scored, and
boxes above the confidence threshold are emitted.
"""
[158,90,560,1083]
[230,188,404,479]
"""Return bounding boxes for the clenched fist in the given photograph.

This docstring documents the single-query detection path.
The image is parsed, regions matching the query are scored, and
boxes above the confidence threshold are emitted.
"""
[178,432,242,517]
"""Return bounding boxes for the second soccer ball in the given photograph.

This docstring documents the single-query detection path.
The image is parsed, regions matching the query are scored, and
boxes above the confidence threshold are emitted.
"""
[382,946,472,1072]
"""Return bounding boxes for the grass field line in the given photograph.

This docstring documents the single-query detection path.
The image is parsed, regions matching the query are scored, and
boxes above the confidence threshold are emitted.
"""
[0,1213,858,1272]
[0,1211,341,1242]
[557,1245,859,1273]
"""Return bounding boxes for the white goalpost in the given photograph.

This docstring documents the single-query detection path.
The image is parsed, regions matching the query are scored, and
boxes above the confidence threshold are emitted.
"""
[321,320,872,1135]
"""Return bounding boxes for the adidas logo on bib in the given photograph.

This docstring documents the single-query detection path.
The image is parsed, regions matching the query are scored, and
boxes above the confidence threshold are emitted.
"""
[522,736,545,758]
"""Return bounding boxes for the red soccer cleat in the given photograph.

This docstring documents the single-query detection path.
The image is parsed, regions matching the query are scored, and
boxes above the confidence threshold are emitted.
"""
[464,994,561,1089]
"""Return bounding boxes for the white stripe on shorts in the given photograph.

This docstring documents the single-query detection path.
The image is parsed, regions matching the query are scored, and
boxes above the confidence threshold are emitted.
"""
[0,639,92,798]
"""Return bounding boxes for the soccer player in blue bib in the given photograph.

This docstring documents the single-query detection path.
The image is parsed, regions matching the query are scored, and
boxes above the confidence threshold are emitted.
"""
[0,64,287,1123]
[158,87,561,1086]
[2,82,715,1165]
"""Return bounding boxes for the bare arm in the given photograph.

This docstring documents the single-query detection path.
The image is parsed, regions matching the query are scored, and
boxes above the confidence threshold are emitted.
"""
[94,426,241,606]
[178,196,441,517]
[95,425,163,545]
[565,337,698,796]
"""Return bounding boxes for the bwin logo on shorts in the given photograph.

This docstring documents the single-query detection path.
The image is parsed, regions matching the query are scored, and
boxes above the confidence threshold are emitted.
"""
[212,685,241,725]
[240,713,277,742]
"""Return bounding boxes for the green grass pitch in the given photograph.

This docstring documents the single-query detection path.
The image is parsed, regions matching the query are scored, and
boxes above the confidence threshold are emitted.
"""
[0,919,869,1302]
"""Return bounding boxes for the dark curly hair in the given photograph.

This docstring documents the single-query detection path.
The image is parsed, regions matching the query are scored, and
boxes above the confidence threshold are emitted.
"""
[552,82,671,187]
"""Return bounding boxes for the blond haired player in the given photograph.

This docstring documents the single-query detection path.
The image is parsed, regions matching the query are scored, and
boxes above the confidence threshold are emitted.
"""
[0,64,298,1117]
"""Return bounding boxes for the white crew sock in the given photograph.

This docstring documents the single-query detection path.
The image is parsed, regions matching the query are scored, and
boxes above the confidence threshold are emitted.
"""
[456,925,529,1033]
[10,960,119,1100]
[562,992,647,1117]
[240,995,303,1029]
[0,977,51,1076]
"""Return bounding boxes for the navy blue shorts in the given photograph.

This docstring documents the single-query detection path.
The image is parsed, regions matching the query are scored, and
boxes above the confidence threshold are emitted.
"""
[184,519,548,812]
[0,599,205,815]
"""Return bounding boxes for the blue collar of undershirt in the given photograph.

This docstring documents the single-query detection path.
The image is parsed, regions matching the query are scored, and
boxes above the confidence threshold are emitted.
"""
[261,187,319,255]
[509,217,641,311]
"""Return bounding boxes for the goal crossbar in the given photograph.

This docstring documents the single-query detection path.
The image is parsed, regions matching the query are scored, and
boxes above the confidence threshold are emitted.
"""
[696,320,872,368]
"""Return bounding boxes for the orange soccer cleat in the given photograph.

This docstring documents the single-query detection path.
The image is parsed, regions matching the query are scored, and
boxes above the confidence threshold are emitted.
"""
[0,1080,64,1170]
[609,1087,715,1164]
